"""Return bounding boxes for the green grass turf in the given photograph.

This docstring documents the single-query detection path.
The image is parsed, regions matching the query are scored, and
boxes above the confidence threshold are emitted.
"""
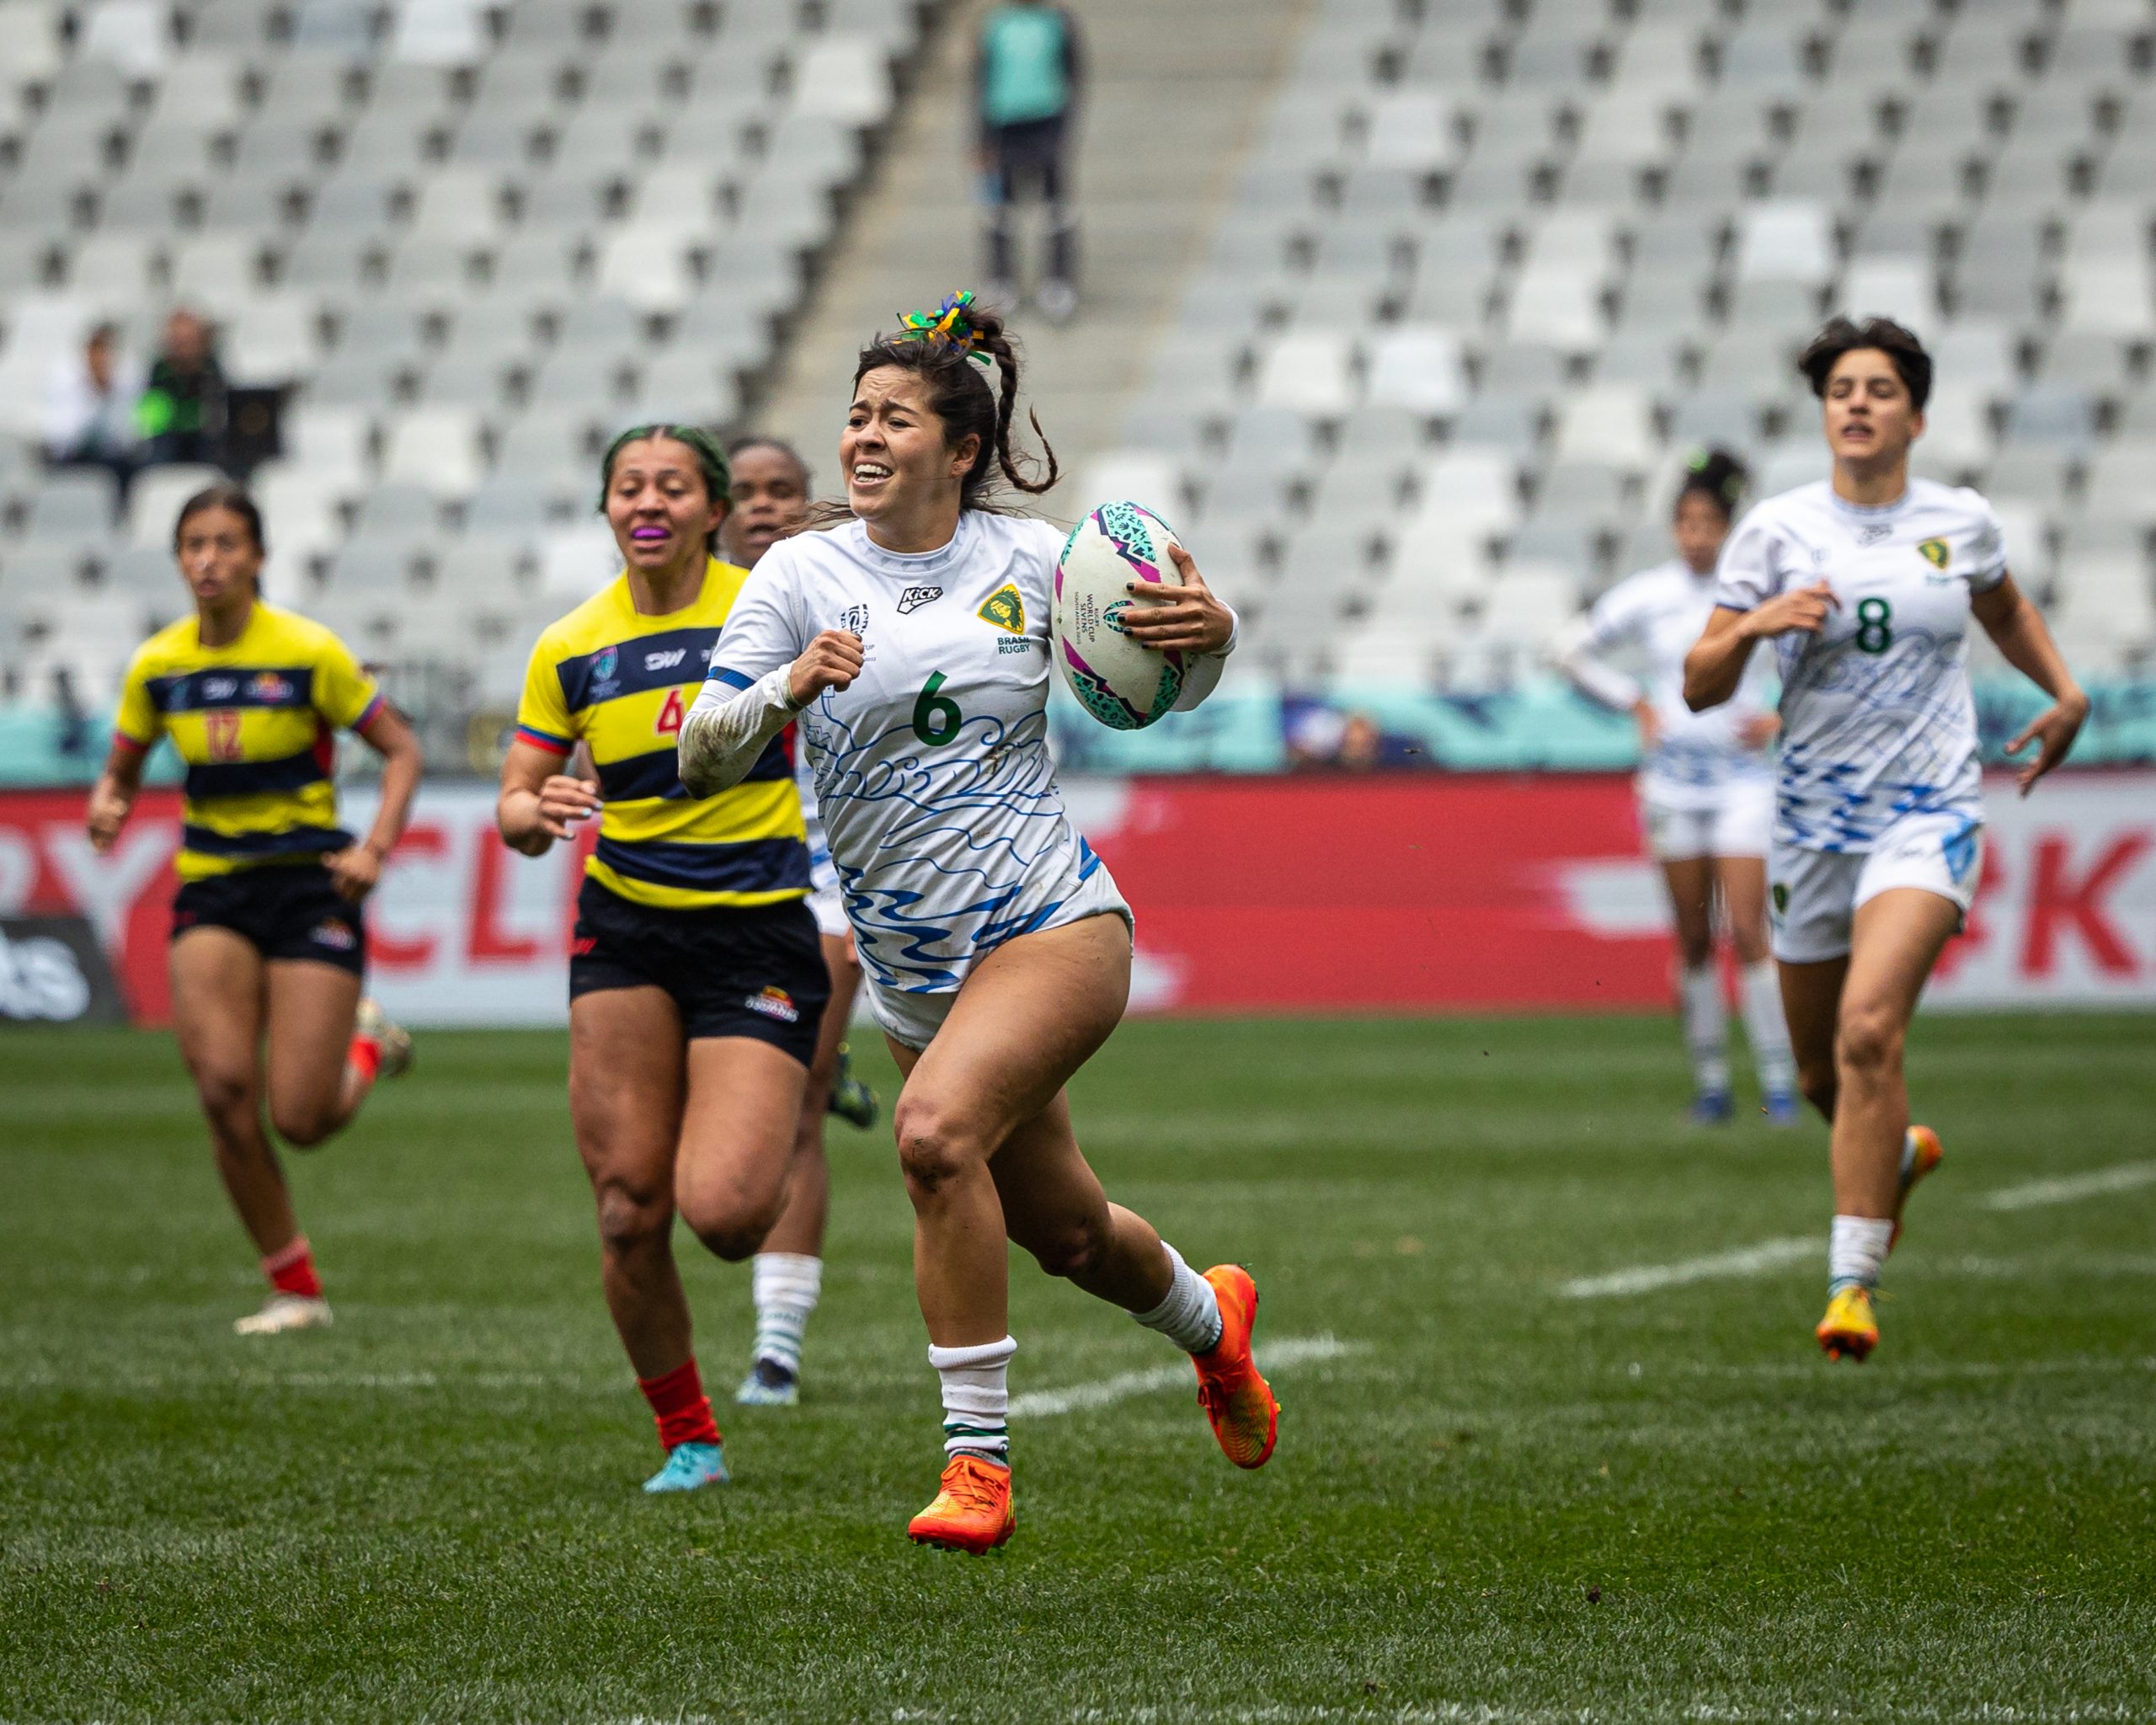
[3,1012,2154,1723]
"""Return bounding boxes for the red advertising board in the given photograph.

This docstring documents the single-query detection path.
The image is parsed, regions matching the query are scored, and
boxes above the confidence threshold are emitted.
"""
[3,774,2152,1025]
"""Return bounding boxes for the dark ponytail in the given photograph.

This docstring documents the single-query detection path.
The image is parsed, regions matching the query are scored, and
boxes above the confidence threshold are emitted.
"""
[851,291,1059,510]
[1674,446,1748,524]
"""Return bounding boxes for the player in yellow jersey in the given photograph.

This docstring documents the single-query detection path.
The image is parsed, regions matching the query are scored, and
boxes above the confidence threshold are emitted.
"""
[496,426,828,1493]
[85,483,424,1336]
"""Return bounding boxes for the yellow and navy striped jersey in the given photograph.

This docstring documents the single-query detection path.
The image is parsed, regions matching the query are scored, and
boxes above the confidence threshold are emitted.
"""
[114,602,384,882]
[515,558,808,911]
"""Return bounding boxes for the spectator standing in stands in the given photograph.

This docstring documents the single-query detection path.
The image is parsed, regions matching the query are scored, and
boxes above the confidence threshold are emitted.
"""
[43,321,146,492]
[974,1,1083,323]
[137,307,229,469]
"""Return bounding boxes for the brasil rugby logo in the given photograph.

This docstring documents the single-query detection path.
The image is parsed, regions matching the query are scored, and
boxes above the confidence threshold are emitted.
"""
[1916,537,1950,571]
[977,585,1026,633]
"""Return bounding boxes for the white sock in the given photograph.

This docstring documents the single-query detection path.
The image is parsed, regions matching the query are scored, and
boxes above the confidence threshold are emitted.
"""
[750,1252,821,1379]
[1680,962,1731,1096]
[1738,961,1796,1097]
[929,1335,1015,1464]
[1828,1215,1894,1295]
[1131,1243,1224,1356]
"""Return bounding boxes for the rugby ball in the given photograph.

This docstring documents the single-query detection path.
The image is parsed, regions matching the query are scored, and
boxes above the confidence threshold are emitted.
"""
[1052,501,1187,730]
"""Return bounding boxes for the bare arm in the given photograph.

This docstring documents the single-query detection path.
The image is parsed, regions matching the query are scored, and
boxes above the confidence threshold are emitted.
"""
[1683,580,1838,712]
[497,739,600,858]
[85,734,150,854]
[1971,573,2089,795]
[323,703,424,904]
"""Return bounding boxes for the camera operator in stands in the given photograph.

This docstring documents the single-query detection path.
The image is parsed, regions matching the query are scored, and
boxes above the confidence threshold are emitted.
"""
[136,307,229,470]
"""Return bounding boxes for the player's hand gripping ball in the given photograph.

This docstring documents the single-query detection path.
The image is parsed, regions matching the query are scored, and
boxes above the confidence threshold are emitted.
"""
[1053,502,1204,730]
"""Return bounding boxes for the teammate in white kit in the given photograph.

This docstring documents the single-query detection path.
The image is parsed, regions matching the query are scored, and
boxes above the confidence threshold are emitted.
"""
[1684,318,2088,1362]
[680,292,1278,1553]
[718,436,880,1411]
[1560,449,1798,1125]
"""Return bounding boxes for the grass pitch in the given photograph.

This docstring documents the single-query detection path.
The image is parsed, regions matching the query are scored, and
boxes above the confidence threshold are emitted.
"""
[3,1012,2153,1723]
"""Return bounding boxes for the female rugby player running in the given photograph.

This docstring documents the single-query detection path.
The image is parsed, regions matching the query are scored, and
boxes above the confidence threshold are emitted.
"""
[680,293,1278,1554]
[86,483,422,1335]
[1560,450,1798,1125]
[498,428,826,1493]
[1684,318,2087,1362]
[719,435,879,1410]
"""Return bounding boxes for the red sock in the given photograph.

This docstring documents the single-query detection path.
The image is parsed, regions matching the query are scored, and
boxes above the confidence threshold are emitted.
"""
[262,1236,322,1300]
[347,1033,382,1084]
[637,1359,722,1451]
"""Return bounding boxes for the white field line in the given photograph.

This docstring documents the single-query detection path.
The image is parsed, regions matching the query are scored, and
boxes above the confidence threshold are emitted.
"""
[1983,1161,2156,1211]
[1559,1236,1818,1300]
[1563,1156,2156,1300]
[1010,1334,1362,1419]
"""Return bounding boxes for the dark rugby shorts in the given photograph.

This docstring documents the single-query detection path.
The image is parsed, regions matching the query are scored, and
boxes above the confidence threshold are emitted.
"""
[169,862,366,977]
[568,879,828,1064]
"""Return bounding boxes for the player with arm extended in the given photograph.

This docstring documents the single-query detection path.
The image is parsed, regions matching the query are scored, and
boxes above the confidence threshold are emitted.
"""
[718,435,879,1411]
[679,293,1276,1553]
[85,483,422,1336]
[1558,449,1798,1126]
[1683,318,2088,1362]
[496,427,828,1493]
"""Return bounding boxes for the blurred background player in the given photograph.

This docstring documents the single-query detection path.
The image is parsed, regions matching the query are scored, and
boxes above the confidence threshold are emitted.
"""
[974,0,1083,323]
[84,483,421,1336]
[1685,318,2089,1363]
[496,426,827,1493]
[718,434,880,1411]
[1559,449,1797,1127]
[682,294,1274,1555]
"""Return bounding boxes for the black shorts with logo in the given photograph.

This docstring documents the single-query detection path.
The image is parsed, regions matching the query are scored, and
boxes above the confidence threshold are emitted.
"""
[169,862,366,977]
[568,879,828,1064]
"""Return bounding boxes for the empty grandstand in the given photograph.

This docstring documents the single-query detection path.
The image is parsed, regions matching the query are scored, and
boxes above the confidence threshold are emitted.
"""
[1,0,2153,777]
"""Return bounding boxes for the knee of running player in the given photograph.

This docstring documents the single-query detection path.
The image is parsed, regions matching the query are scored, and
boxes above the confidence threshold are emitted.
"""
[1833,1000,1904,1086]
[270,1095,342,1149]
[893,1092,990,1203]
[1015,1201,1112,1282]
[675,1175,781,1263]
[190,1060,262,1140]
[593,1176,674,1262]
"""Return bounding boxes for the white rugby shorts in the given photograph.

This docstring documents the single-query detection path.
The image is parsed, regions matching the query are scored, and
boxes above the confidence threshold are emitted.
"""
[1769,811,1985,964]
[866,864,1134,1051]
[1641,777,1774,862]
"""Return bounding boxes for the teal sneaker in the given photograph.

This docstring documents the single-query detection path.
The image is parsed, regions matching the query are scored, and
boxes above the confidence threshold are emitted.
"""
[643,1441,728,1493]
[735,1358,799,1407]
[827,1044,879,1130]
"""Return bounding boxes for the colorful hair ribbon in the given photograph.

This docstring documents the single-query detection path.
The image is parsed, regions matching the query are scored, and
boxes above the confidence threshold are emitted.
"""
[896,291,994,366]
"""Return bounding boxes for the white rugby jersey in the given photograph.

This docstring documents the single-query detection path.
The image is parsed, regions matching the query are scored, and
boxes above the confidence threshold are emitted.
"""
[792,745,837,893]
[1713,478,2008,852]
[1569,558,1776,812]
[705,511,1231,994]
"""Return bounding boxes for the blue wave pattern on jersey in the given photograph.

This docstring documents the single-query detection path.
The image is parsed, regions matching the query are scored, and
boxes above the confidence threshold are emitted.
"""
[1774,626,1977,852]
[803,697,1085,993]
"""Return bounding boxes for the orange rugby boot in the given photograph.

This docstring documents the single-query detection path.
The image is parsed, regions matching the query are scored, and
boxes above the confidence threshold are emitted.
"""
[1888,1124,1944,1252]
[1193,1264,1278,1470]
[907,1454,1015,1555]
[1816,1284,1880,1362]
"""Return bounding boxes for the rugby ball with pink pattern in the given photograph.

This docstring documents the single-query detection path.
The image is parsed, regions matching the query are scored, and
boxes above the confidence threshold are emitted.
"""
[1052,501,1187,731]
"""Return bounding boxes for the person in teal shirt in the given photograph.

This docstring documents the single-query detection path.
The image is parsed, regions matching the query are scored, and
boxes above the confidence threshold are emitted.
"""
[974,3,1083,322]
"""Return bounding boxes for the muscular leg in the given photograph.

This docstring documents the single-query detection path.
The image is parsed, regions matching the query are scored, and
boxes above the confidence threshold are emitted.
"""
[1663,855,1729,1102]
[670,1037,809,1263]
[886,913,1133,1346]
[1662,856,1716,970]
[760,934,859,1258]
[1830,889,1962,1218]
[1779,954,1849,1124]
[1717,855,1796,1101]
[569,987,691,1379]
[169,930,291,1256]
[990,1092,1172,1313]
[261,959,364,1147]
